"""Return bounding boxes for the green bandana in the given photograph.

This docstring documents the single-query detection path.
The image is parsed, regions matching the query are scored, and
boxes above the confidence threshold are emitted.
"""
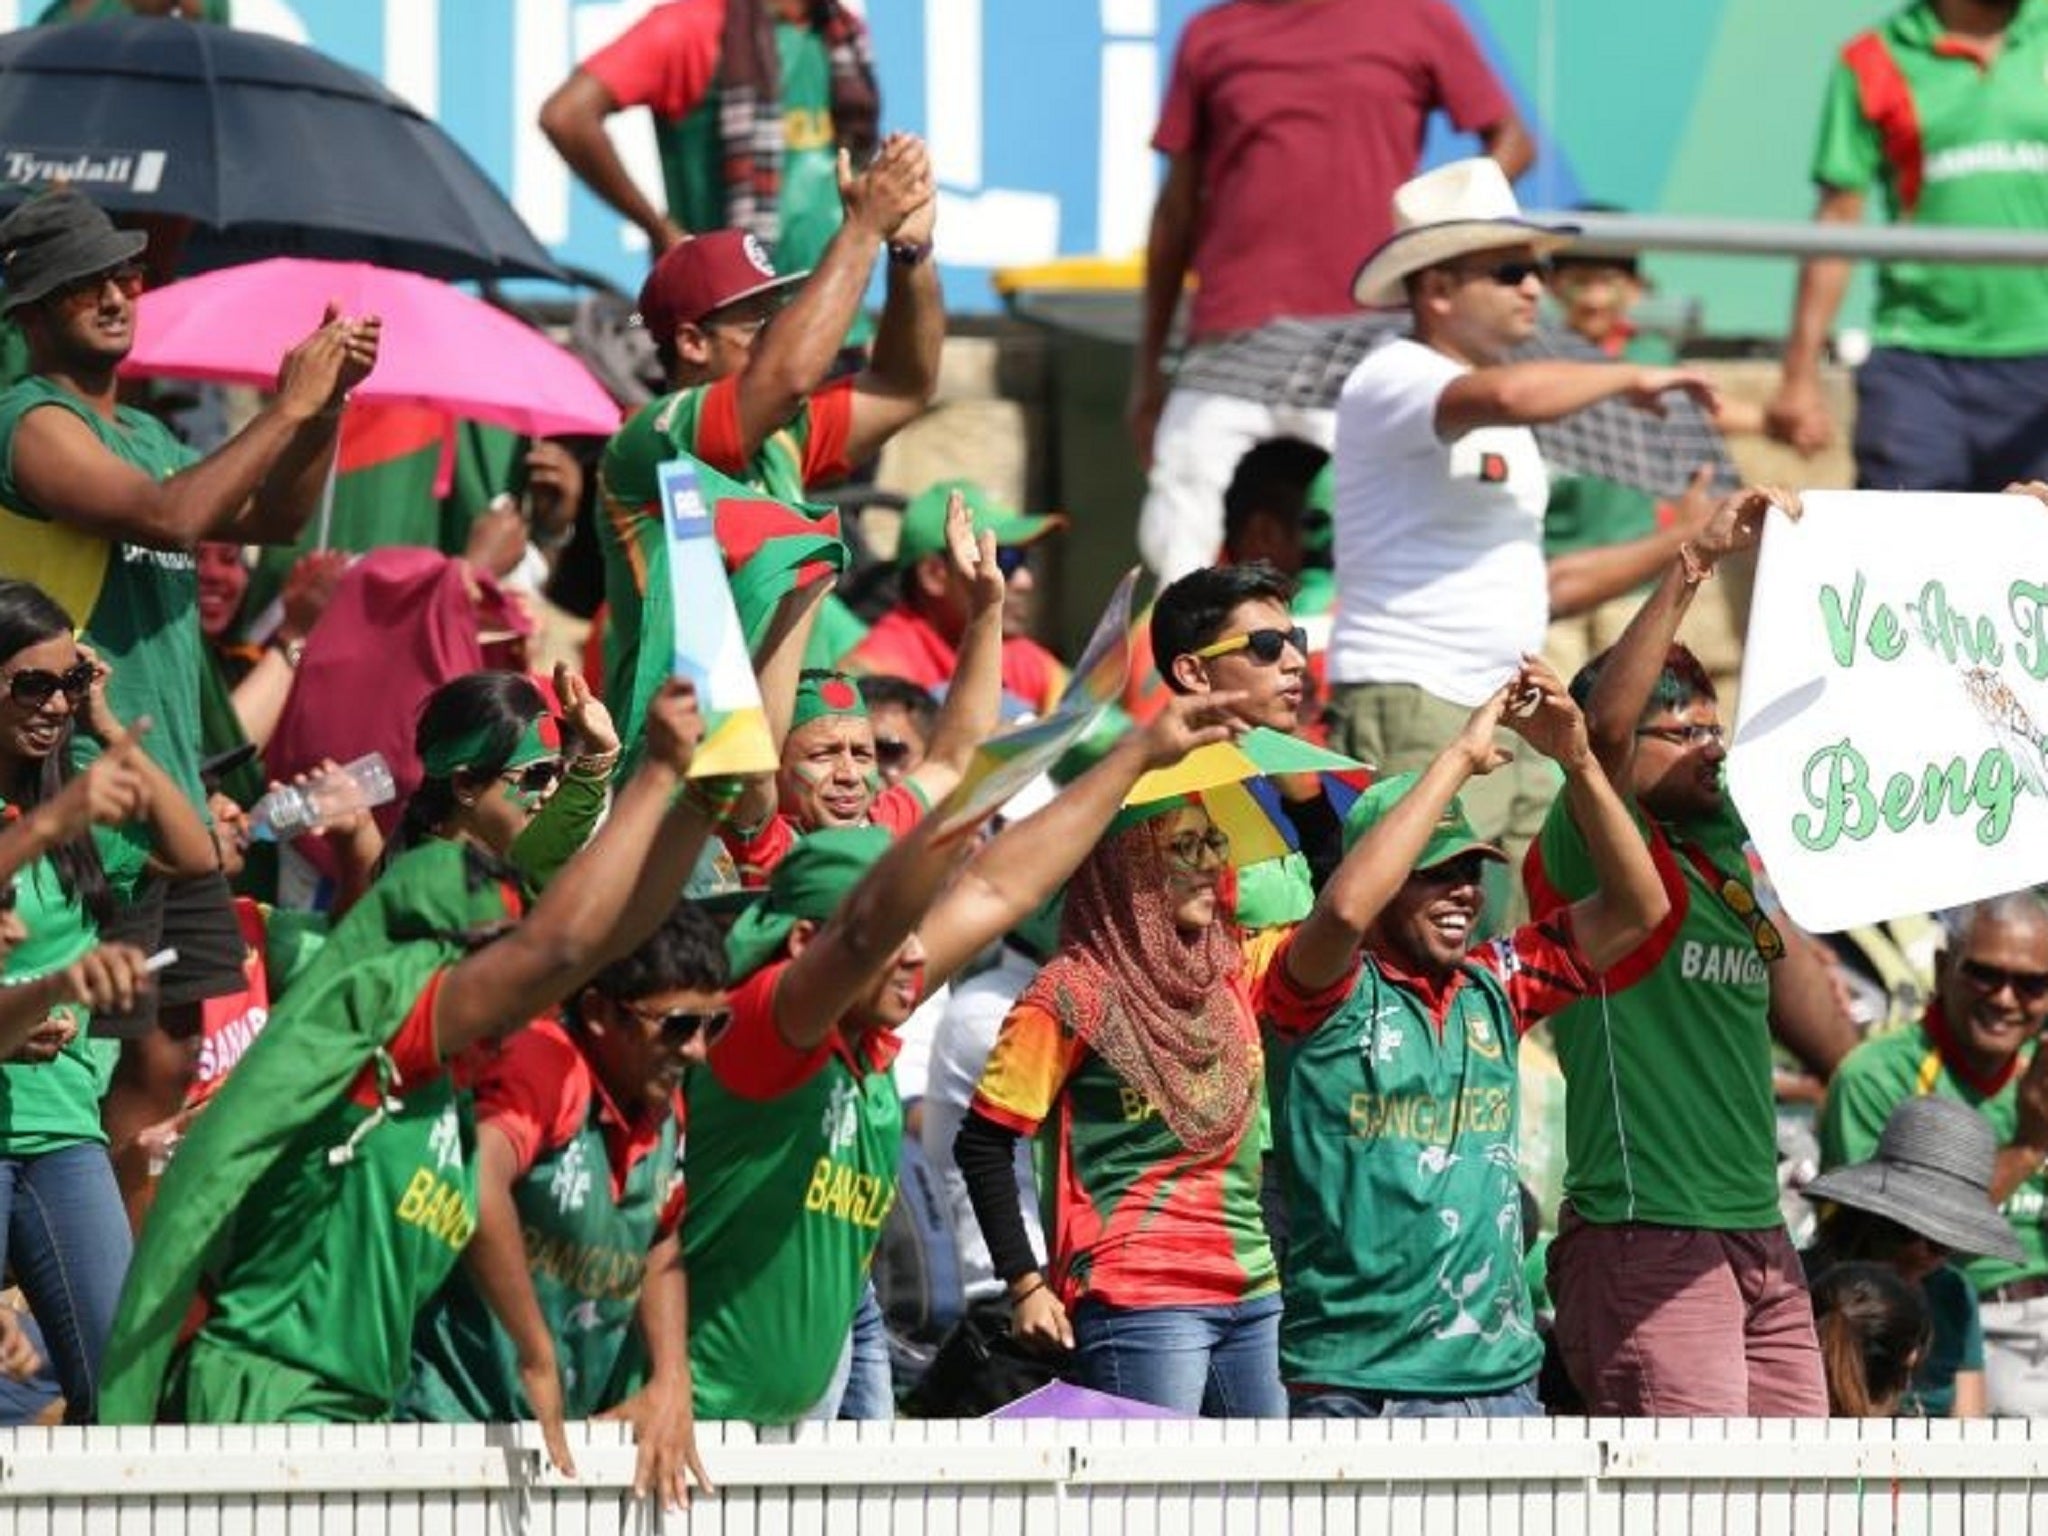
[724,825,892,979]
[420,712,559,780]
[791,671,869,732]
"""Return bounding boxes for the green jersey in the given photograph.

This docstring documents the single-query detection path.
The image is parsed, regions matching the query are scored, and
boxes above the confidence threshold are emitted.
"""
[1526,793,1782,1230]
[682,960,900,1425]
[0,378,206,806]
[1812,1,2048,356]
[183,976,479,1421]
[1819,1010,2048,1295]
[1263,922,1593,1395]
[404,1020,682,1421]
[597,381,853,753]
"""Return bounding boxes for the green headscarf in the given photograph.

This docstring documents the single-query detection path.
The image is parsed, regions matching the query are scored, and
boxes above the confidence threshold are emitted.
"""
[100,840,525,1423]
[724,825,892,979]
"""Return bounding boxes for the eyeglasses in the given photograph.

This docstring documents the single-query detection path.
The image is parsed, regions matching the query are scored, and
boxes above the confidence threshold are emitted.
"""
[1636,722,1726,749]
[1191,626,1309,666]
[1162,828,1232,869]
[1412,852,1492,889]
[1718,875,1787,962]
[994,546,1030,579]
[628,1003,733,1048]
[1452,257,1551,288]
[1958,958,2048,1002]
[5,660,95,710]
[51,262,145,308]
[500,759,564,797]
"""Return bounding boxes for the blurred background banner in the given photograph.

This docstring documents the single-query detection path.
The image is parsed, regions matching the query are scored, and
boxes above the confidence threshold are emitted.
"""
[0,0,1894,335]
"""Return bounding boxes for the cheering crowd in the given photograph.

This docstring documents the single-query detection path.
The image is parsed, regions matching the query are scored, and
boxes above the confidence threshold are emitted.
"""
[5,0,2048,1514]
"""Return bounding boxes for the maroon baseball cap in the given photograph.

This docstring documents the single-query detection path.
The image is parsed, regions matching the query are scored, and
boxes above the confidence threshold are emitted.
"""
[634,230,808,338]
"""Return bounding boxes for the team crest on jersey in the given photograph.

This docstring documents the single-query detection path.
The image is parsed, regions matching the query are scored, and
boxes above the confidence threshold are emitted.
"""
[1478,451,1510,484]
[822,1079,861,1155]
[1463,1011,1502,1061]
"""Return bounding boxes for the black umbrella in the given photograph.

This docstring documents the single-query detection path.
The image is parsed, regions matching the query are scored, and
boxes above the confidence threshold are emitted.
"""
[0,16,565,284]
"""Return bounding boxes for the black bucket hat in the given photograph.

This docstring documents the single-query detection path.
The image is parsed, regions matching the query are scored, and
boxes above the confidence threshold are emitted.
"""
[0,191,147,312]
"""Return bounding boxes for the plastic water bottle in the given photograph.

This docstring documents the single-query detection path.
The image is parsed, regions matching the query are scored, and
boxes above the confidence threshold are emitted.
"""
[247,752,396,842]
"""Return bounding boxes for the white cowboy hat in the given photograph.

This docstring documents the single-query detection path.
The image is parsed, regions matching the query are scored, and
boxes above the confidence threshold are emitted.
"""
[1351,157,1578,308]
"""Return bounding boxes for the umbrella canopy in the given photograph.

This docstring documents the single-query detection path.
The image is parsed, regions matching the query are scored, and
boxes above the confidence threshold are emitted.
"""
[0,17,563,283]
[1126,727,1371,867]
[124,259,621,439]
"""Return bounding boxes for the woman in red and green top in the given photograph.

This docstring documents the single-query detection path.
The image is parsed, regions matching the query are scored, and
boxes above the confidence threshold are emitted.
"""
[101,678,734,1440]
[0,577,217,1422]
[958,795,1284,1417]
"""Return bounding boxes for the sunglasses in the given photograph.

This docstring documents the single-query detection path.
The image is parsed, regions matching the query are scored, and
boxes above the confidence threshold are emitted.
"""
[1958,958,2048,1002]
[631,1004,733,1048]
[1191,626,1309,666]
[874,736,915,770]
[1455,257,1551,287]
[1637,722,1725,748]
[52,262,146,308]
[1717,876,1787,962]
[994,546,1030,579]
[5,660,95,710]
[499,759,564,797]
[1412,852,1492,889]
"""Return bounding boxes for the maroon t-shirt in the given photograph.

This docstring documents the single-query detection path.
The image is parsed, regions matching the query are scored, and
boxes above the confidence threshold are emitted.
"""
[1154,0,1512,338]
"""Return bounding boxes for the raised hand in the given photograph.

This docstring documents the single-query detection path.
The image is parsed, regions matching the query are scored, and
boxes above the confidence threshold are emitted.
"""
[945,490,1005,619]
[643,681,706,778]
[838,133,935,241]
[46,728,151,839]
[1500,656,1591,768]
[278,549,349,644]
[74,642,126,744]
[554,661,619,761]
[1453,684,1516,779]
[1694,484,1800,566]
[1138,690,1250,770]
[276,303,380,422]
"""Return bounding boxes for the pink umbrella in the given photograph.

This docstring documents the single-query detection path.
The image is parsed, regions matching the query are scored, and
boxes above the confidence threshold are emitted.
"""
[121,257,623,439]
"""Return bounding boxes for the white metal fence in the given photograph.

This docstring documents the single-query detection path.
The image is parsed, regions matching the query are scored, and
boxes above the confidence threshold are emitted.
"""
[6,1417,2048,1533]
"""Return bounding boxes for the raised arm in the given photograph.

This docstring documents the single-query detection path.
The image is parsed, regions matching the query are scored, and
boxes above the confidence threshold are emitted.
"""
[843,173,943,468]
[1436,361,1719,440]
[1582,485,1795,785]
[11,312,377,551]
[917,692,1246,986]
[1283,686,1513,994]
[1126,151,1200,470]
[905,503,1005,803]
[429,683,723,1060]
[76,669,214,881]
[731,136,932,464]
[1766,186,1863,456]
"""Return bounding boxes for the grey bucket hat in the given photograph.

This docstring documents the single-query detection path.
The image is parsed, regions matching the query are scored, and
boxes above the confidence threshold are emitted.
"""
[0,191,147,312]
[1806,1096,2025,1263]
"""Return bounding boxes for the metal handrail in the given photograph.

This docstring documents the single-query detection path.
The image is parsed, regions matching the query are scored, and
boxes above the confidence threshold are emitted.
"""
[1536,210,2048,265]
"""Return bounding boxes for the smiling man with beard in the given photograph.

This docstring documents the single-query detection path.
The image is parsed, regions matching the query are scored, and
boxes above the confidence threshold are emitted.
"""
[1259,655,1665,1418]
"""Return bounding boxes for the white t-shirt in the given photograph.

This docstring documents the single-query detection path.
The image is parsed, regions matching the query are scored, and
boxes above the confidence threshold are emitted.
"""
[1329,337,1550,704]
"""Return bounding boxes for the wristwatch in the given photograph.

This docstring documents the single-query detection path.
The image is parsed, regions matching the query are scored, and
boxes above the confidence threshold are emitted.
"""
[888,240,933,268]
[272,635,307,669]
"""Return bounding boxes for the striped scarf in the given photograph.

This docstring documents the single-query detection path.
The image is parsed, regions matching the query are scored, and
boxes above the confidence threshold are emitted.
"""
[718,0,880,251]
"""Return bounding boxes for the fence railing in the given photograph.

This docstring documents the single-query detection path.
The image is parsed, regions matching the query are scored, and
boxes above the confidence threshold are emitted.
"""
[5,1417,2048,1533]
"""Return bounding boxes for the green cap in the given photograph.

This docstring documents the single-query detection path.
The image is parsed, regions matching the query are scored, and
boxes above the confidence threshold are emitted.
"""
[791,670,868,732]
[1340,770,1507,871]
[897,479,1066,565]
[723,825,893,979]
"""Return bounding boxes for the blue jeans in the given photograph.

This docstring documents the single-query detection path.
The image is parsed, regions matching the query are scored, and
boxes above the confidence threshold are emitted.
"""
[0,1145,133,1424]
[837,1280,895,1421]
[1071,1292,1286,1418]
[1290,1378,1542,1420]
[1853,345,2048,493]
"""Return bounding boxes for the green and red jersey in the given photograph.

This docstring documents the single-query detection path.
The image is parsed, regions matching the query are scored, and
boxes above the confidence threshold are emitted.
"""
[597,376,854,753]
[681,959,901,1424]
[1262,919,1590,1396]
[0,378,206,808]
[1820,1007,2048,1296]
[842,603,1071,719]
[404,1018,684,1422]
[1813,0,2048,356]
[1525,794,1782,1231]
[721,778,928,887]
[969,977,1277,1310]
[179,972,479,1422]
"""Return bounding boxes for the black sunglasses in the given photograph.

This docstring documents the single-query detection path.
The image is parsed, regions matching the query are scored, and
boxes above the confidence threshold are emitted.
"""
[1958,958,2048,1002]
[649,1007,732,1048]
[499,759,564,796]
[994,546,1030,579]
[874,736,915,770]
[1191,626,1310,666]
[6,660,95,710]
[1458,257,1551,287]
[52,262,146,307]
